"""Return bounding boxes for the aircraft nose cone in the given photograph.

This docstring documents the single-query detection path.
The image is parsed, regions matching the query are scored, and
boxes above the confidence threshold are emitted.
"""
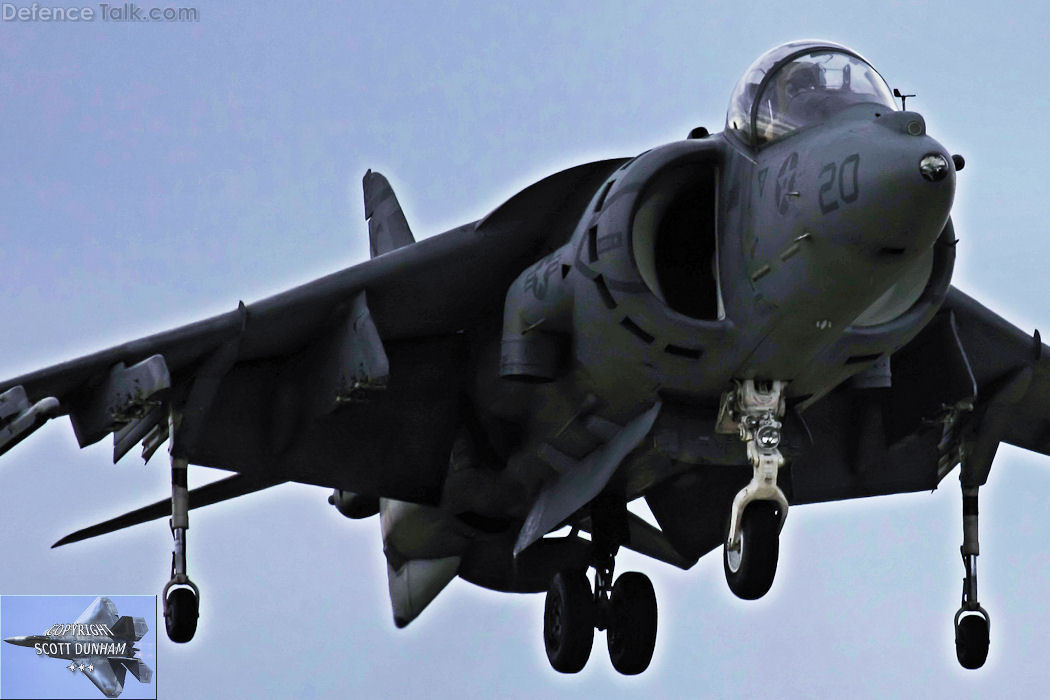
[837,116,955,253]
[4,635,31,646]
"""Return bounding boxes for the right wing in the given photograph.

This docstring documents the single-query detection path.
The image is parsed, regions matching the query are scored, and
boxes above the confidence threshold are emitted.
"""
[1,159,625,540]
[81,657,126,698]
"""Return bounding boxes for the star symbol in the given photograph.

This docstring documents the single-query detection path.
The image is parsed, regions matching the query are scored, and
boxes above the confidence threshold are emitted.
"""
[67,661,77,673]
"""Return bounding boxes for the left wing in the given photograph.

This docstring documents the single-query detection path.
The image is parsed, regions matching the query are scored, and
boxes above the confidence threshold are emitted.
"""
[75,597,120,628]
[943,288,1050,462]
[788,285,1050,506]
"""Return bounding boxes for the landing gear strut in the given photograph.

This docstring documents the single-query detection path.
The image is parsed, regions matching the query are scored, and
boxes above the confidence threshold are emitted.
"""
[954,484,989,669]
[720,380,789,600]
[543,499,658,675]
[163,449,199,643]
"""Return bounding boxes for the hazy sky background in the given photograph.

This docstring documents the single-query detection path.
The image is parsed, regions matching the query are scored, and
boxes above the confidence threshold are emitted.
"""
[2,2,1050,698]
[1,595,156,699]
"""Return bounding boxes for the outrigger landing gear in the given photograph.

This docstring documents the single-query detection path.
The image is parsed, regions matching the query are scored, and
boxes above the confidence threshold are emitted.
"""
[954,484,990,669]
[543,499,658,675]
[720,380,790,600]
[163,451,200,643]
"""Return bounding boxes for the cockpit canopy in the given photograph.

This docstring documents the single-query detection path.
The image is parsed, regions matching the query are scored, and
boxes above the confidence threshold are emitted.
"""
[726,41,897,147]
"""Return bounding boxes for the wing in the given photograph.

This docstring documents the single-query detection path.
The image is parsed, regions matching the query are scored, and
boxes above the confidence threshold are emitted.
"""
[943,287,1050,458]
[1,160,626,537]
[788,285,1050,506]
[75,597,120,628]
[81,657,126,698]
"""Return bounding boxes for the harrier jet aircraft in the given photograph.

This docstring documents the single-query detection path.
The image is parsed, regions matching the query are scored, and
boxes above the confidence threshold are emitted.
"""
[3,597,152,698]
[0,40,1037,675]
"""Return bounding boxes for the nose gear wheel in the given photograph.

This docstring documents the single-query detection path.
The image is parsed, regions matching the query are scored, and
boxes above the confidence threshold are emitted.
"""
[724,500,781,600]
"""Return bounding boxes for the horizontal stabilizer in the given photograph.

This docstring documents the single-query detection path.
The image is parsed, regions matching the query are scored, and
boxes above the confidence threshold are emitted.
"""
[363,170,415,258]
[53,474,285,547]
[387,556,461,628]
[82,657,125,698]
[120,657,153,684]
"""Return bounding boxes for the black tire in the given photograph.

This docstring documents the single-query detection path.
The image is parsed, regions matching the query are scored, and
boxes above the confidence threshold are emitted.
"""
[607,572,658,675]
[724,500,780,600]
[956,613,990,670]
[544,570,594,673]
[165,587,199,643]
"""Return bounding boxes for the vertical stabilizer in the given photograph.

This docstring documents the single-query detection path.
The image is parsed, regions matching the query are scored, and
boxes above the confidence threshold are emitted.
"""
[363,170,415,258]
[110,615,148,641]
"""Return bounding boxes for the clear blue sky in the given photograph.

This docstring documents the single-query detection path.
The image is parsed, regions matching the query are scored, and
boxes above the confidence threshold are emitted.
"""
[2,2,1050,699]
[2,595,156,699]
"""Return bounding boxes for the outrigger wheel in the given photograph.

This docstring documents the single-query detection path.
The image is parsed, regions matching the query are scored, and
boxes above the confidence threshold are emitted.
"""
[165,449,200,643]
[163,581,200,644]
[954,483,990,669]
[544,570,594,673]
[955,609,990,670]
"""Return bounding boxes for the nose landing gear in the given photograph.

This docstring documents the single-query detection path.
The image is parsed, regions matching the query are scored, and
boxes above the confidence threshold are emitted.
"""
[719,380,789,600]
[954,484,989,669]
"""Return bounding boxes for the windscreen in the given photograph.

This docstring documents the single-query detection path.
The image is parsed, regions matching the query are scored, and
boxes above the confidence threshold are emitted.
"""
[726,42,896,146]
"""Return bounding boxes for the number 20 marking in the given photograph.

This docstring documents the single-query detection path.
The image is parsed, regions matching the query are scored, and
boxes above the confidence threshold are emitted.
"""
[818,153,860,214]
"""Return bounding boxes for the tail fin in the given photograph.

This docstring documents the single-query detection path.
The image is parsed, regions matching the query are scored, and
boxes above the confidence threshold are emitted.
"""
[119,658,153,684]
[110,615,148,641]
[363,170,415,258]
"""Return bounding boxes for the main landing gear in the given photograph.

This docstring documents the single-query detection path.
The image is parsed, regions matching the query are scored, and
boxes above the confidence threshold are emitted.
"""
[720,380,789,600]
[543,499,657,675]
[543,561,658,675]
[954,483,990,669]
[163,449,200,643]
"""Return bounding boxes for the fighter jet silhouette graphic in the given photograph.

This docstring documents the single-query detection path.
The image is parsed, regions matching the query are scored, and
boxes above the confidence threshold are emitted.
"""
[4,597,152,698]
